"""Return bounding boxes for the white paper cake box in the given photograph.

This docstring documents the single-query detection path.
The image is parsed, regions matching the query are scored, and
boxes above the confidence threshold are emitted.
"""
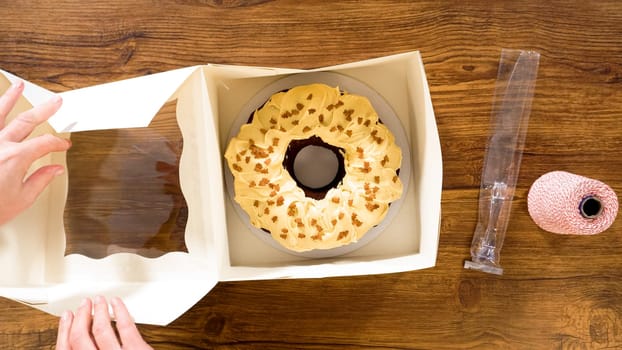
[0,52,442,326]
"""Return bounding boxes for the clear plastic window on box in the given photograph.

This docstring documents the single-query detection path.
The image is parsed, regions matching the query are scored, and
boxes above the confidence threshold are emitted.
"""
[64,100,188,258]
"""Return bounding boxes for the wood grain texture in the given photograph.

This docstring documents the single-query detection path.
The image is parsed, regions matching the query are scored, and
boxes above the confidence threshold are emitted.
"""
[1,0,622,348]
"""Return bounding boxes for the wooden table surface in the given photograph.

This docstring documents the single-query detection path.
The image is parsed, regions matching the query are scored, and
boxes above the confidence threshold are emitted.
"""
[2,1,622,349]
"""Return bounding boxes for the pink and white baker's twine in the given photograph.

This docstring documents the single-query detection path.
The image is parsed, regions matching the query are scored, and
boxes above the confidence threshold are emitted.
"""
[527,171,618,235]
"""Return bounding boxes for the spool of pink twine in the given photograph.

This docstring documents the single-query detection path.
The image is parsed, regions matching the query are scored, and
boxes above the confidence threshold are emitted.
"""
[527,171,618,235]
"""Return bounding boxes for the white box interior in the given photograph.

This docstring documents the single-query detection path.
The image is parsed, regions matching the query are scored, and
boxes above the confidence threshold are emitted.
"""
[205,53,442,280]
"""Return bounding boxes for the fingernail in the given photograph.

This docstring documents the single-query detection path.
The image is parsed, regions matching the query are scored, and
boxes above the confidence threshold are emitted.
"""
[54,167,65,177]
[94,295,105,304]
[11,80,24,91]
[52,95,62,104]
[61,310,72,322]
[111,296,124,309]
[80,298,90,307]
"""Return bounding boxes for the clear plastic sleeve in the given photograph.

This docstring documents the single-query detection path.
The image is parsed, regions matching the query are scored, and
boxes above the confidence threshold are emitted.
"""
[464,49,540,275]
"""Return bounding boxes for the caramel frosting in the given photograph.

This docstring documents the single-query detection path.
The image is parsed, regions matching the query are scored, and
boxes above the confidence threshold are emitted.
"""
[225,83,403,252]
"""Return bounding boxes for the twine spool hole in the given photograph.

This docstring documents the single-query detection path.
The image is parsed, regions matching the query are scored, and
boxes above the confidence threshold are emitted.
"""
[579,195,603,219]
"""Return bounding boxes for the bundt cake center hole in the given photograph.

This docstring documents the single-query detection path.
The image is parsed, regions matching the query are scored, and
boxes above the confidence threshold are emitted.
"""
[294,145,339,188]
[283,136,346,200]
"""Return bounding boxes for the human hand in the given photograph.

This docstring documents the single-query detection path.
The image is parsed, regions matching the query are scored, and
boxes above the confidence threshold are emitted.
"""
[56,296,153,350]
[0,80,71,225]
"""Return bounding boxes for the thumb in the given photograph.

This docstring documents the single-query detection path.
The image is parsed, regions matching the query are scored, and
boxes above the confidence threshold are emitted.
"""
[22,165,65,206]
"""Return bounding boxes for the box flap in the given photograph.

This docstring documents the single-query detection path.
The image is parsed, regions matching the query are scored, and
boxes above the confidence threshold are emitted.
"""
[0,252,219,325]
[0,69,57,107]
[0,279,213,326]
[0,73,59,288]
[48,66,199,133]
